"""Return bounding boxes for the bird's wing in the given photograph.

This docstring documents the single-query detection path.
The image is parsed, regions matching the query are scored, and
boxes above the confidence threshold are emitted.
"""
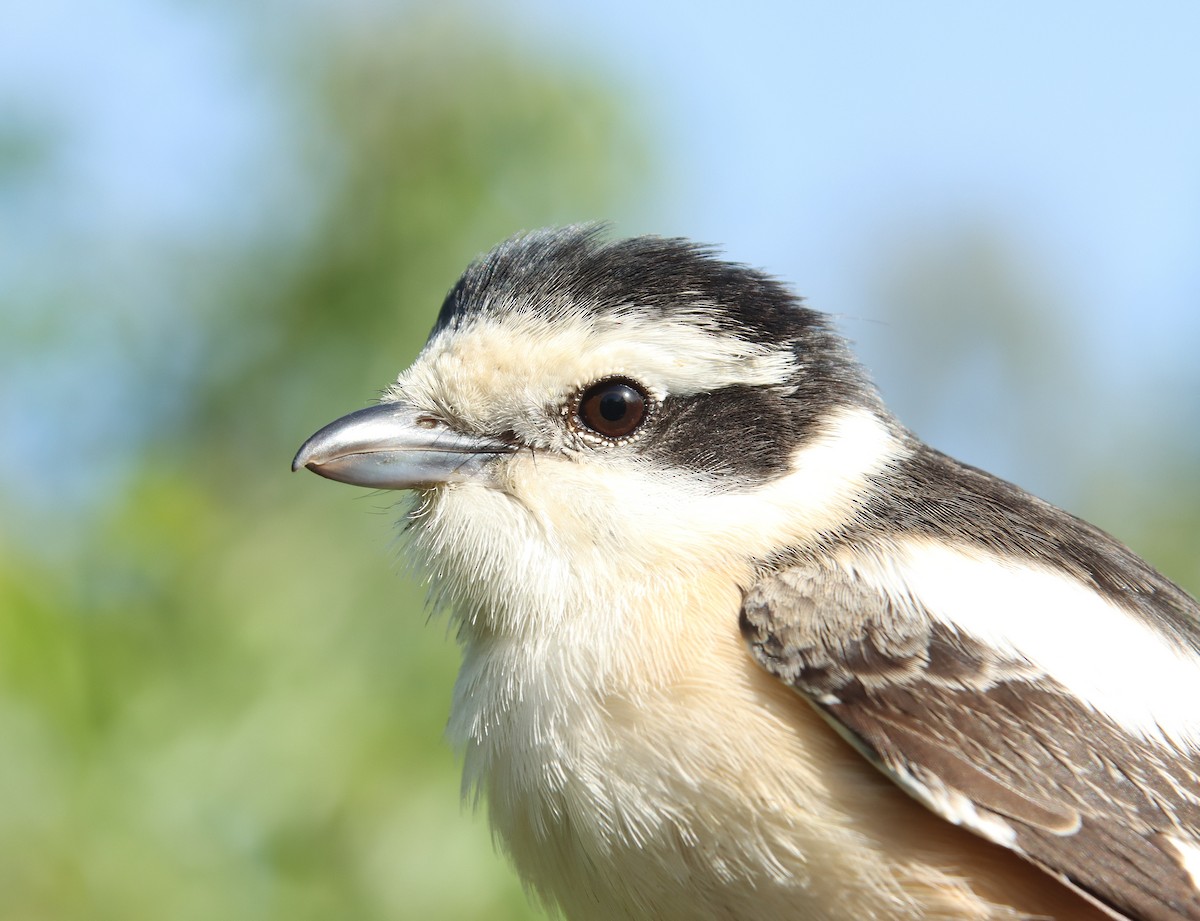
[740,559,1200,921]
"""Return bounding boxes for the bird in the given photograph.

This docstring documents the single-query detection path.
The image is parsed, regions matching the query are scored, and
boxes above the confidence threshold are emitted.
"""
[293,226,1200,921]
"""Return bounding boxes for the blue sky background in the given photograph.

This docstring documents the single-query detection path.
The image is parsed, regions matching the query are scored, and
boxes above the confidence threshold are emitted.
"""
[4,0,1199,526]
[2,10,1200,916]
[4,8,1199,917]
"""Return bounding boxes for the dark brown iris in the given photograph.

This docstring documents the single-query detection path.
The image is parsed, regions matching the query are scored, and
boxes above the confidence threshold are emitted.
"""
[577,379,648,439]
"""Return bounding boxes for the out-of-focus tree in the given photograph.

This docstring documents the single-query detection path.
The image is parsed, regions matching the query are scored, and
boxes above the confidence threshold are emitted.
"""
[5,5,1199,919]
[0,6,650,920]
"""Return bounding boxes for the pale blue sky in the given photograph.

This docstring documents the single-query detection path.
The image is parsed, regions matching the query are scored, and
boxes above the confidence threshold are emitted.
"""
[3,0,1199,526]
[514,2,1200,373]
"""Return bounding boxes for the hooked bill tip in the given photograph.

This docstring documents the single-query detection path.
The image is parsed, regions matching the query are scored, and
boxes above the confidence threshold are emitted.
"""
[291,402,518,490]
[291,439,323,473]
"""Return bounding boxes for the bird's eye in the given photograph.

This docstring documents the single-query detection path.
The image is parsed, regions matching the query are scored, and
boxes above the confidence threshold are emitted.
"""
[576,379,648,439]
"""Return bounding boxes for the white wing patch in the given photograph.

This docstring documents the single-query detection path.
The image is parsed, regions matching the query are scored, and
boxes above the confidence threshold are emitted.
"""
[1168,834,1200,890]
[853,540,1200,752]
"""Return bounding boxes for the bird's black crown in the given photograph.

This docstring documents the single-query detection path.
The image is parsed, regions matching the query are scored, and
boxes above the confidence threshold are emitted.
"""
[435,225,823,347]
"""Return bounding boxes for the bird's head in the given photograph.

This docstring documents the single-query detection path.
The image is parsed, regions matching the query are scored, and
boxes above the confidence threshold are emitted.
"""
[294,228,900,653]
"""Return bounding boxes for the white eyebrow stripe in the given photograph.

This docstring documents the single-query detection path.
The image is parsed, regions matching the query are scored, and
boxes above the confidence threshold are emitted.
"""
[407,311,797,404]
[849,540,1200,752]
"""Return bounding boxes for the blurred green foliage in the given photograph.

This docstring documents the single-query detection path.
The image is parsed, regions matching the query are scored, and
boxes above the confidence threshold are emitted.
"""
[0,7,649,920]
[3,5,1199,921]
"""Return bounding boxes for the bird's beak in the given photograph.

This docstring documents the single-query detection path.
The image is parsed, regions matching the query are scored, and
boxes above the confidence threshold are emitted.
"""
[292,402,517,490]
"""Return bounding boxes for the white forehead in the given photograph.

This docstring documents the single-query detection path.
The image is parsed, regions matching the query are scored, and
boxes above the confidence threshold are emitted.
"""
[391,310,797,429]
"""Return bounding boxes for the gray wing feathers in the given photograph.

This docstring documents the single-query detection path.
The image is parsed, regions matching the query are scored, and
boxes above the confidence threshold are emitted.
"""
[741,563,1200,921]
